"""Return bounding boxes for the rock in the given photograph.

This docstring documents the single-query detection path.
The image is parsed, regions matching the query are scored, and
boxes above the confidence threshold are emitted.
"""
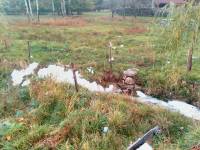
[124,77,135,85]
[123,68,138,77]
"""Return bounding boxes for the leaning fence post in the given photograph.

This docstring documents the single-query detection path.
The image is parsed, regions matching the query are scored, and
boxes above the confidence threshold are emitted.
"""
[27,41,31,62]
[71,63,79,92]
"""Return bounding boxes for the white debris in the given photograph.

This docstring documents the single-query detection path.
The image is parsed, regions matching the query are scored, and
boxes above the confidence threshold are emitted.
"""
[11,62,39,86]
[38,65,114,93]
[103,127,109,133]
[120,44,124,48]
[87,67,94,74]
[136,91,200,120]
[108,57,114,62]
[137,143,153,150]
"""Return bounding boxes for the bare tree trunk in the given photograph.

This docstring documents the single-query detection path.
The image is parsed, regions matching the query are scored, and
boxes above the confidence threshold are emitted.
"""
[52,0,55,16]
[68,0,71,15]
[152,0,155,9]
[112,9,114,18]
[28,0,33,19]
[24,0,30,22]
[63,0,67,16]
[123,0,126,19]
[60,0,64,16]
[36,0,39,22]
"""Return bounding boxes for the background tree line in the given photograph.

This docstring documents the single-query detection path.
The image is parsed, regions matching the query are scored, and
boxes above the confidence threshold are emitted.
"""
[0,0,152,15]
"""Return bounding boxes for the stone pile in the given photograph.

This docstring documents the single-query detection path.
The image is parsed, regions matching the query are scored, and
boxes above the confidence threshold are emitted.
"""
[118,68,139,95]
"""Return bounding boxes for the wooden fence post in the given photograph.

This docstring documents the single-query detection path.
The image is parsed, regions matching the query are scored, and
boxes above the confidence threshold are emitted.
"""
[27,41,31,62]
[71,63,79,92]
[109,42,113,70]
[187,47,193,72]
[4,39,8,50]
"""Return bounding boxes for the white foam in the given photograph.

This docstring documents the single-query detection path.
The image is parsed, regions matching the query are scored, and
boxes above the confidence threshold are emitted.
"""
[136,91,200,120]
[11,62,38,86]
[37,65,114,93]
[168,101,200,120]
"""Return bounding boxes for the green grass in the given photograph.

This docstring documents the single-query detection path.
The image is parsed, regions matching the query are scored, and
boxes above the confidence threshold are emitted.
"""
[0,79,195,149]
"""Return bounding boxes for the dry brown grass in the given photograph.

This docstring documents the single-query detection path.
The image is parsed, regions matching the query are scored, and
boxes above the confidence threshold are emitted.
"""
[36,126,71,149]
[30,79,68,103]
[124,27,148,34]
[13,17,88,27]
[38,17,88,27]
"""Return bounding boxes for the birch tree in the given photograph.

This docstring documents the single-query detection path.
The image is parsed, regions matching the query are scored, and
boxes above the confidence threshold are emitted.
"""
[36,0,39,22]
[51,0,55,16]
[24,0,30,22]
[68,0,71,15]
[27,0,33,18]
[60,0,64,16]
[63,0,66,15]
[123,0,126,19]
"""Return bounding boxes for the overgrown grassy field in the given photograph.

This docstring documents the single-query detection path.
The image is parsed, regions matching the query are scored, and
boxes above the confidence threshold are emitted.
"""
[0,12,200,149]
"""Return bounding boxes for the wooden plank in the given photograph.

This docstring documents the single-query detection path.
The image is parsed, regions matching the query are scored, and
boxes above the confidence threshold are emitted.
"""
[127,126,160,150]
